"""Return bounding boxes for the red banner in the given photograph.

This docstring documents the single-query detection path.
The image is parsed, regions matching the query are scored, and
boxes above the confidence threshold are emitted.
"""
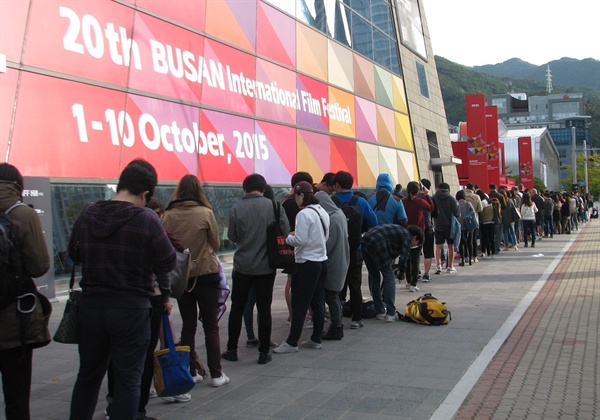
[518,136,534,190]
[465,94,488,187]
[486,105,500,186]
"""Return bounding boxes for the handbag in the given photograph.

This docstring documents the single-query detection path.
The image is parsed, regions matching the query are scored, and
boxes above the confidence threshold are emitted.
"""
[169,249,193,300]
[153,313,196,397]
[53,266,82,344]
[266,200,294,269]
[0,289,52,350]
[511,203,522,221]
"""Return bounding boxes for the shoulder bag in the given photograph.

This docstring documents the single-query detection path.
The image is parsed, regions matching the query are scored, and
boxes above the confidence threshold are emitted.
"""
[53,265,82,344]
[266,200,295,269]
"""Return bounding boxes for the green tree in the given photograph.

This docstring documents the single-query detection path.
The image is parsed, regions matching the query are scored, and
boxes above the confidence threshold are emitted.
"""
[561,154,600,196]
[507,175,546,191]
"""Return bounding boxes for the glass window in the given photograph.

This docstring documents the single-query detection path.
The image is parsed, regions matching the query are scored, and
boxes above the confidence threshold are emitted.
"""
[343,0,371,20]
[416,61,429,98]
[371,0,394,37]
[351,12,373,60]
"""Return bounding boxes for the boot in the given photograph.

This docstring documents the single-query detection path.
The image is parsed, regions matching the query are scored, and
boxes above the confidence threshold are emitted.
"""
[321,326,343,340]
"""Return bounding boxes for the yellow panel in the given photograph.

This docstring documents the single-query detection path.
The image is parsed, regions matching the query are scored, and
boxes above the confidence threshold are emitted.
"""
[396,150,417,186]
[297,132,323,177]
[376,105,395,147]
[328,41,353,91]
[356,142,378,188]
[328,86,355,138]
[296,23,327,81]
[395,112,414,151]
[392,75,408,114]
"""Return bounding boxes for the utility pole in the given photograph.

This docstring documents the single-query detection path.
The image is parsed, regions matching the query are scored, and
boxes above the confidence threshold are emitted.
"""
[572,126,577,191]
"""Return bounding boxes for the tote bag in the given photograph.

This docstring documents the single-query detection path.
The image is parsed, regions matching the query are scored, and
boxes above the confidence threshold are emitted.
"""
[53,266,82,344]
[153,313,196,397]
[266,200,294,269]
[169,249,193,300]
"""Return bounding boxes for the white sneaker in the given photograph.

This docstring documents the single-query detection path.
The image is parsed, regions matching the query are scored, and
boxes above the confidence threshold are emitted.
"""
[273,342,299,353]
[192,373,204,383]
[149,386,157,398]
[376,313,386,320]
[409,285,419,292]
[300,339,322,349]
[435,266,442,275]
[162,393,191,403]
[447,267,457,273]
[384,314,398,323]
[350,320,364,329]
[210,373,230,388]
[405,283,411,289]
[303,319,313,329]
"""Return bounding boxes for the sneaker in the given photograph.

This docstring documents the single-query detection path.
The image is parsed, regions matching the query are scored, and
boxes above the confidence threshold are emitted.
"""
[409,285,419,292]
[286,316,291,326]
[149,387,157,398]
[210,373,230,388]
[405,283,411,289]
[473,257,479,263]
[300,339,322,349]
[162,393,191,403]
[447,267,457,273]
[192,373,204,383]
[246,339,259,348]
[458,261,465,266]
[258,352,272,365]
[303,319,313,329]
[221,349,238,361]
[384,313,398,323]
[422,274,431,283]
[435,266,442,275]
[273,342,299,354]
[376,313,386,320]
[270,341,278,348]
[350,320,364,329]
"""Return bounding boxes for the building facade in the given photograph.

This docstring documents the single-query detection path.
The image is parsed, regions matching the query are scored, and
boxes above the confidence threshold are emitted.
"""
[1,0,454,290]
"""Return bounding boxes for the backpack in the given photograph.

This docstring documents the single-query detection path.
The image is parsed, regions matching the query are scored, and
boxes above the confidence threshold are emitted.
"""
[0,202,26,273]
[464,208,478,231]
[398,293,451,325]
[0,202,29,309]
[332,195,363,250]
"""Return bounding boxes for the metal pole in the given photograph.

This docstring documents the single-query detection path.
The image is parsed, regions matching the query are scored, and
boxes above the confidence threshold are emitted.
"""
[572,126,577,190]
[584,140,588,194]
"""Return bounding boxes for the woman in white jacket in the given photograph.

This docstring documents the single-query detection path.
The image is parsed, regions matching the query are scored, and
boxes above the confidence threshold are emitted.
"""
[273,181,330,354]
[520,192,538,248]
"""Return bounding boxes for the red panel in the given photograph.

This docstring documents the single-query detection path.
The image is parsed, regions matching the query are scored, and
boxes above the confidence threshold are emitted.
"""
[518,137,534,190]
[129,11,204,103]
[0,69,19,159]
[452,141,469,185]
[257,2,295,68]
[23,1,134,88]
[200,39,255,117]
[254,121,296,185]
[255,58,297,125]
[330,136,357,176]
[136,0,206,32]
[0,0,30,63]
[465,94,488,187]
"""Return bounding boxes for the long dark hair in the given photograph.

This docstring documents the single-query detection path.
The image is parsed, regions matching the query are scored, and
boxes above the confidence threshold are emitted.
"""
[171,174,212,209]
[522,192,533,206]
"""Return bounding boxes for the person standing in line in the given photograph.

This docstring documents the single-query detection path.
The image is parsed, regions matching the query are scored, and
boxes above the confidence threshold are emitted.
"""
[331,171,377,329]
[315,191,349,340]
[488,184,506,254]
[530,189,546,240]
[69,160,176,420]
[501,190,519,251]
[520,192,538,248]
[402,181,434,291]
[417,179,437,281]
[273,181,330,353]
[432,182,460,274]
[511,186,523,242]
[455,190,475,266]
[162,175,229,389]
[0,163,50,420]
[543,191,555,238]
[393,184,403,199]
[464,183,483,262]
[223,174,289,365]
[281,172,314,326]
[362,224,424,322]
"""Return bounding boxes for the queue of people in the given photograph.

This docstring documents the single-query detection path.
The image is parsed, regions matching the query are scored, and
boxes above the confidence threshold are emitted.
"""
[2,159,595,420]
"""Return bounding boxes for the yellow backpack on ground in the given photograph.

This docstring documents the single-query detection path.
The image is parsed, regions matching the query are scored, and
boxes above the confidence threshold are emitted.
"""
[399,293,451,325]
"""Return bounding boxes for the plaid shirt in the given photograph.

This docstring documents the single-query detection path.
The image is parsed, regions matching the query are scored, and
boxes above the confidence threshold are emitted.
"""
[68,200,176,301]
[360,224,412,270]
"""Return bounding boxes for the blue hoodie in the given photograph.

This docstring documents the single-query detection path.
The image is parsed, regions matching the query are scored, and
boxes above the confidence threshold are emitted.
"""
[368,174,407,226]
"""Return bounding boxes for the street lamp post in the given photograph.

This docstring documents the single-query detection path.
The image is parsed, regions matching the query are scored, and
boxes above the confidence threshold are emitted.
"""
[572,126,577,191]
[584,140,588,194]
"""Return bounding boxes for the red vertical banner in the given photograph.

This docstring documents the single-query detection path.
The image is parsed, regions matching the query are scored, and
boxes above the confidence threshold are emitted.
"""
[518,136,534,190]
[466,94,488,187]
[485,105,500,186]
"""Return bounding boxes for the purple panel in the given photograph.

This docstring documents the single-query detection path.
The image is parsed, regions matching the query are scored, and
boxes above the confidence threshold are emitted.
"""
[355,97,377,143]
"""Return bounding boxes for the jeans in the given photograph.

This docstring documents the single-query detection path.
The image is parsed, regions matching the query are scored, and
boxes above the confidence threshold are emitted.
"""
[179,275,222,378]
[70,304,150,420]
[493,223,503,253]
[543,214,554,237]
[286,261,327,347]
[243,285,258,340]
[107,296,162,419]
[503,223,517,248]
[0,346,32,420]
[226,270,276,354]
[523,220,537,246]
[339,249,363,322]
[324,289,343,328]
[405,246,422,286]
[363,250,396,316]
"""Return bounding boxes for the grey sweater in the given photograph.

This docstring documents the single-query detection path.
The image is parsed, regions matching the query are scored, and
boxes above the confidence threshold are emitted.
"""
[228,193,290,275]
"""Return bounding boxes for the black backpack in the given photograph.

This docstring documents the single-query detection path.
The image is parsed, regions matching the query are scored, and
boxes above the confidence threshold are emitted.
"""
[332,195,363,250]
[0,202,27,309]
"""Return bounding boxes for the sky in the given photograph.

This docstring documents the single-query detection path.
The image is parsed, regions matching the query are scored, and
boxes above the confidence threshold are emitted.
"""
[421,0,600,67]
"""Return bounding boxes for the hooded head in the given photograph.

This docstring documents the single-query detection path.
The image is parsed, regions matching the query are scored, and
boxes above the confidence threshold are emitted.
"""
[375,173,394,193]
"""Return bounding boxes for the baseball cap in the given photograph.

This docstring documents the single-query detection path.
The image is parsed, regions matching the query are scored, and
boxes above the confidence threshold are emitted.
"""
[294,181,314,194]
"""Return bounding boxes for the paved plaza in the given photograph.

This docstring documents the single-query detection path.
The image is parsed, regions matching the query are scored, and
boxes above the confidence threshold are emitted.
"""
[3,220,598,419]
